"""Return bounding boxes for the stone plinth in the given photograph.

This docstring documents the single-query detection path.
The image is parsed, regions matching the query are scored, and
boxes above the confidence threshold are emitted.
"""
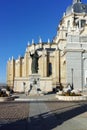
[28,74,53,95]
[40,77,53,93]
[28,74,41,95]
[14,77,29,93]
[14,75,53,95]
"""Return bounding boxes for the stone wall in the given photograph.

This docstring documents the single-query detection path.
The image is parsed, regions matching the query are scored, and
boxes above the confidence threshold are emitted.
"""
[14,76,53,93]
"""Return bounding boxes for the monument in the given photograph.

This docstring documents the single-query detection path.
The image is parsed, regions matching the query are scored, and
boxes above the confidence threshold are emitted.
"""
[30,50,40,73]
[28,50,41,95]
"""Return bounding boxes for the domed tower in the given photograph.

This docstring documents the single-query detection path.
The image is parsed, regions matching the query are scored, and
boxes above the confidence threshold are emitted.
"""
[53,0,87,50]
[53,0,87,90]
[65,0,87,90]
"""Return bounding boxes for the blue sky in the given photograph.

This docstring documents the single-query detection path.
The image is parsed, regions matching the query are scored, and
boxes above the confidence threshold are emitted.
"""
[0,0,86,83]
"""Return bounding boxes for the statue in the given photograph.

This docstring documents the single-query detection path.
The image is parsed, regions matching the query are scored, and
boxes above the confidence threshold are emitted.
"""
[30,50,40,73]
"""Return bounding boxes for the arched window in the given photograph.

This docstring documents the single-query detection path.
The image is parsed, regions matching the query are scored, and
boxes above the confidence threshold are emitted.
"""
[81,20,86,28]
[67,20,70,28]
[49,63,52,76]
[77,19,86,28]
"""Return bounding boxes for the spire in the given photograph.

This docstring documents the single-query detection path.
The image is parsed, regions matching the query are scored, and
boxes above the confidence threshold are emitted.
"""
[27,41,30,46]
[18,55,21,59]
[26,48,28,52]
[32,39,34,44]
[73,0,81,4]
[9,57,10,61]
[48,38,50,43]
[39,37,42,43]
[12,56,14,60]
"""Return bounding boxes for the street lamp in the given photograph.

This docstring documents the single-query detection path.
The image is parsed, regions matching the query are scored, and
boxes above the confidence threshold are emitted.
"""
[71,68,74,90]
[82,56,87,92]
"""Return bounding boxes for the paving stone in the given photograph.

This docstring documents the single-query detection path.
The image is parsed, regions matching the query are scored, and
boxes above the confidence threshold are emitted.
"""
[0,95,87,130]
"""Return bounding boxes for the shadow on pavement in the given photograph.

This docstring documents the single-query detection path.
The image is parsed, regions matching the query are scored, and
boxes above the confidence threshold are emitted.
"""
[0,119,27,130]
[0,102,87,130]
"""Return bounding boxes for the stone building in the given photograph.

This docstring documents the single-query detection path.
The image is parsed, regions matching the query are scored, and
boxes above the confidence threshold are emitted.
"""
[7,41,63,93]
[7,0,87,93]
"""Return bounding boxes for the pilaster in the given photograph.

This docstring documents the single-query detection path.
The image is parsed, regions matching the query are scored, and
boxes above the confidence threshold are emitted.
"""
[42,49,48,77]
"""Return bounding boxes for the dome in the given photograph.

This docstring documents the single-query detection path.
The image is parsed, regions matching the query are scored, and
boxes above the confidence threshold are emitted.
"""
[66,5,72,15]
[66,1,87,15]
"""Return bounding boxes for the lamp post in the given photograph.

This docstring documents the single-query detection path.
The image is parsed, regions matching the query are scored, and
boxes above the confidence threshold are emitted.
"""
[82,56,87,92]
[71,68,74,90]
[82,56,85,92]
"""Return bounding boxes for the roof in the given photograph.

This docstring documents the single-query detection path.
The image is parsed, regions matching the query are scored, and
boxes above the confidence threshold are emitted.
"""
[37,48,56,52]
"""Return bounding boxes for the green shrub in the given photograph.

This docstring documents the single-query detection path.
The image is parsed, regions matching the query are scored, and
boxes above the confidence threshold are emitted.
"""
[61,91,82,96]
[0,91,8,97]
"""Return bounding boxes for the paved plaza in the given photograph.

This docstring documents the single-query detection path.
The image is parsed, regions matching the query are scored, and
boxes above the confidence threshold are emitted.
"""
[0,94,87,130]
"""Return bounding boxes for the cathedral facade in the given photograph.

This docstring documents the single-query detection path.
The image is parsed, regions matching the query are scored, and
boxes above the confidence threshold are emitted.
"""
[7,41,63,93]
[7,0,87,92]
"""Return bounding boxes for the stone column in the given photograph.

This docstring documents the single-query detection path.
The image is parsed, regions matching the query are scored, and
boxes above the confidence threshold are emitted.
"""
[42,49,48,77]
[28,53,32,75]
[8,57,15,88]
[38,55,43,76]
[24,52,29,77]
[17,57,22,77]
[53,50,60,83]
[7,60,11,87]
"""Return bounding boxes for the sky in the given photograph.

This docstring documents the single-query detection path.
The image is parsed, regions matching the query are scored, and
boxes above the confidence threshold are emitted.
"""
[0,0,86,83]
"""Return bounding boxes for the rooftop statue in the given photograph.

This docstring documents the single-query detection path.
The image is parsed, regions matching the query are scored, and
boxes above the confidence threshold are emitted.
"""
[73,0,81,4]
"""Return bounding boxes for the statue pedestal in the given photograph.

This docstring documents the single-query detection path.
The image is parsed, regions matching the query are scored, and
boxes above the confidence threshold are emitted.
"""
[28,74,42,95]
